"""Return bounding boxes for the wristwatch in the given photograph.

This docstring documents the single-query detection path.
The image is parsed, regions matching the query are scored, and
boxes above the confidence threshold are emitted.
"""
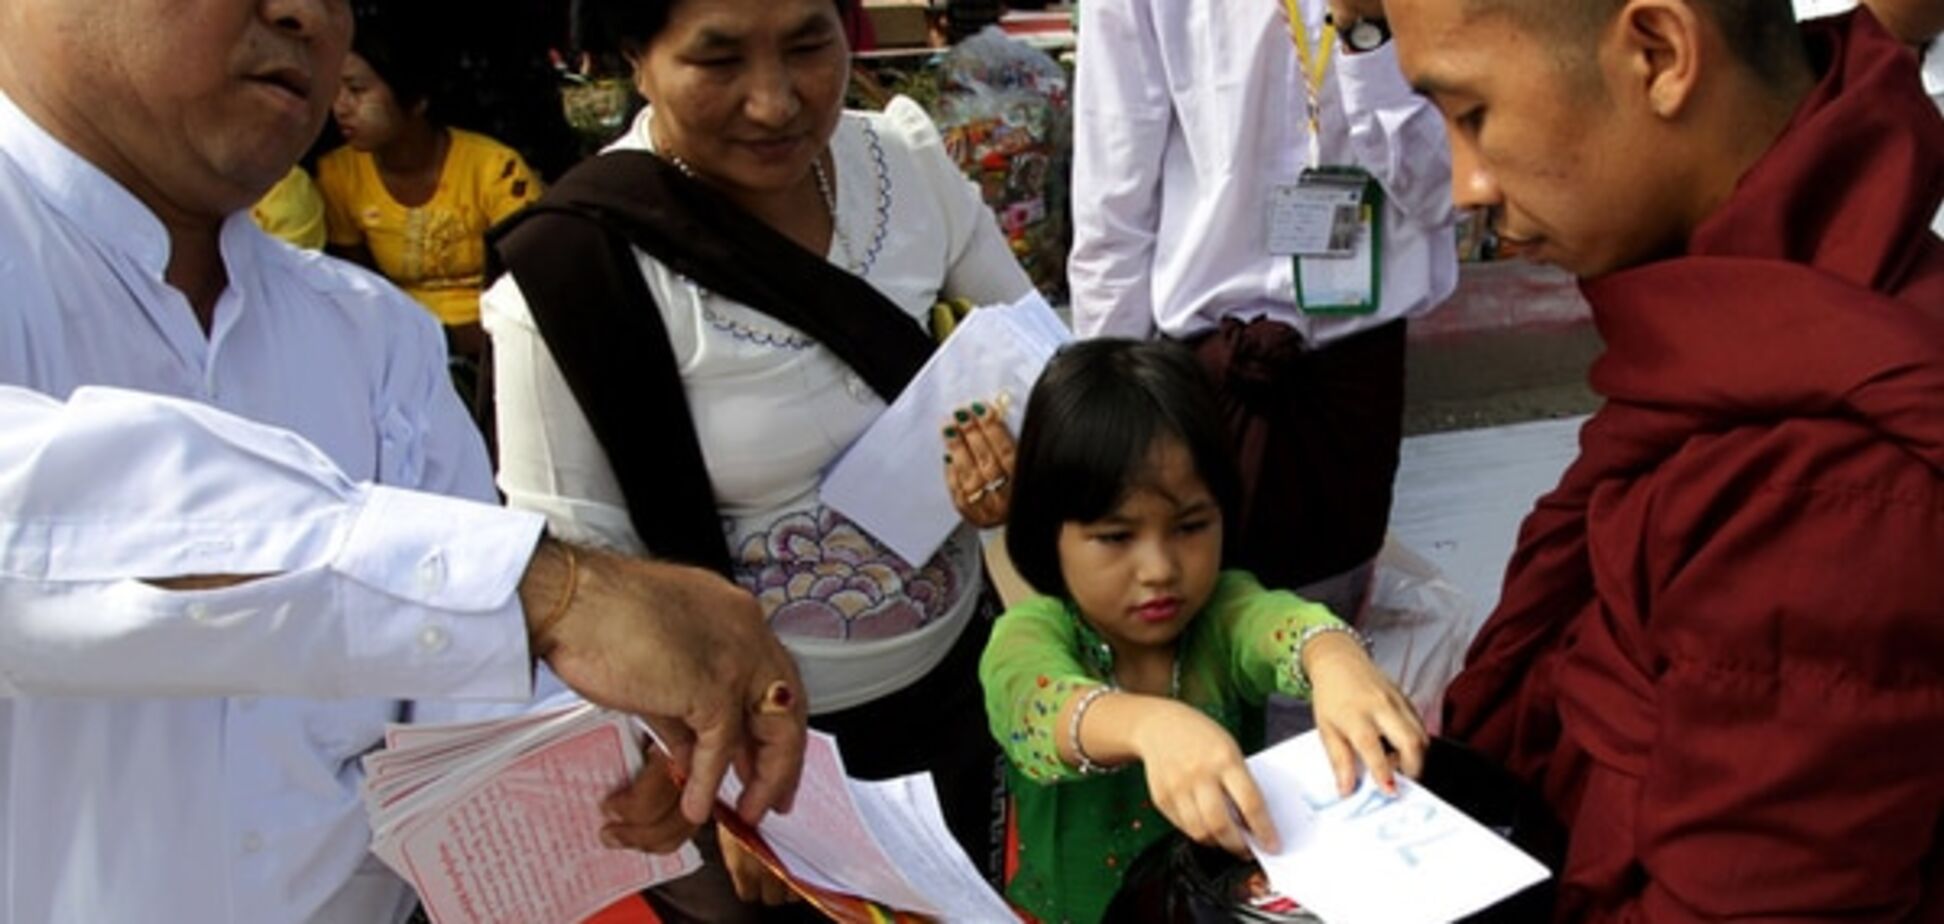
[1330,13,1391,53]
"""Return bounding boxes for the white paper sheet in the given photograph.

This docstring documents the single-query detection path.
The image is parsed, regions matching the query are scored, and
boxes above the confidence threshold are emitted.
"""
[821,293,1070,566]
[702,729,1015,918]
[738,732,938,913]
[1246,732,1549,924]
[850,775,1021,922]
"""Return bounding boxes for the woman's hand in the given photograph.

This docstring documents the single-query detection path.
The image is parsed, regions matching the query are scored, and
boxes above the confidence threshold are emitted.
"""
[719,827,799,906]
[1128,698,1281,856]
[1304,632,1429,797]
[942,397,1015,528]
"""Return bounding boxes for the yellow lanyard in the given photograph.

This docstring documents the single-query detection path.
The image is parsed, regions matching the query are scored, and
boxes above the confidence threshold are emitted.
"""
[1281,0,1335,164]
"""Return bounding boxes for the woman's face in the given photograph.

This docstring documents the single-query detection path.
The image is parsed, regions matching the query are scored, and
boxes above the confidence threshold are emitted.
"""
[631,0,850,199]
[332,52,409,152]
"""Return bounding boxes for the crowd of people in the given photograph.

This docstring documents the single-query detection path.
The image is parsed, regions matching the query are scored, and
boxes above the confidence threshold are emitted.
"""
[0,0,1937,922]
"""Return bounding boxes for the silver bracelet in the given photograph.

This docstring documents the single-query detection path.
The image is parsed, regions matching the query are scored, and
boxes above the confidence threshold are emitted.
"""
[1067,685,1116,776]
[1291,622,1371,694]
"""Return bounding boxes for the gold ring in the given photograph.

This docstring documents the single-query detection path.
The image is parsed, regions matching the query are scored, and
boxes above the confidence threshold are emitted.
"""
[754,680,795,715]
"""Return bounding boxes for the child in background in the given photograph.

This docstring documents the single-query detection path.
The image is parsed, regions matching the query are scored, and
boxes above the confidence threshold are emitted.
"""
[979,339,1428,923]
[318,6,542,407]
[250,166,327,250]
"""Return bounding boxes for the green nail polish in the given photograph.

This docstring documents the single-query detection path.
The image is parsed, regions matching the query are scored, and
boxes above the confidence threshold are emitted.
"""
[944,426,959,439]
[972,402,987,417]
[944,453,953,465]
[954,408,971,424]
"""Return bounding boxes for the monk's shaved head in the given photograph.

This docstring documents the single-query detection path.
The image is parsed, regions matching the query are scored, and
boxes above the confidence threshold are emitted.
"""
[1469,0,1809,84]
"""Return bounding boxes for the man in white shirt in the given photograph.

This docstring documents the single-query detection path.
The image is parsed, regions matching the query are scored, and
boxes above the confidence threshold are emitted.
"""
[0,1,807,921]
[1069,0,1457,617]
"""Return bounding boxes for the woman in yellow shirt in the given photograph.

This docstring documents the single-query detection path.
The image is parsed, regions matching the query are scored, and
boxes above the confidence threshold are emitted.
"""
[251,167,327,250]
[319,15,543,399]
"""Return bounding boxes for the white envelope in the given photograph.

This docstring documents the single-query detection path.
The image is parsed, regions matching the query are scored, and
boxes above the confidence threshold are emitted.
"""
[1246,732,1550,924]
[820,293,1070,566]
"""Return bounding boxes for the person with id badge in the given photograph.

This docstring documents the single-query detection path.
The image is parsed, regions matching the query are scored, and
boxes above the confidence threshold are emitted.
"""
[1070,0,1457,626]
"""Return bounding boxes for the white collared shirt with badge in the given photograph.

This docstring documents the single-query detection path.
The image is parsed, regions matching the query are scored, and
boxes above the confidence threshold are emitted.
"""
[0,89,548,924]
[1069,0,1459,344]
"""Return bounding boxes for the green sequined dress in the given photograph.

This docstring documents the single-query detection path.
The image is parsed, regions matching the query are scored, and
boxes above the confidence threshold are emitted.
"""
[978,570,1345,923]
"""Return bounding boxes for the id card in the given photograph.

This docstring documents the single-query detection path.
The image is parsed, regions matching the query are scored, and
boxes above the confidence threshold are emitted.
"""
[1267,169,1366,257]
[1291,167,1383,315]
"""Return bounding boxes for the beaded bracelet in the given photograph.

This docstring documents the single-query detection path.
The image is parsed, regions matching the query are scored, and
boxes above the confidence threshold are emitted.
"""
[1291,622,1372,695]
[1068,685,1116,776]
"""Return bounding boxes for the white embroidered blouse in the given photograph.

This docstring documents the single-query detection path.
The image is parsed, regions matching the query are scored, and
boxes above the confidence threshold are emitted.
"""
[483,97,1034,713]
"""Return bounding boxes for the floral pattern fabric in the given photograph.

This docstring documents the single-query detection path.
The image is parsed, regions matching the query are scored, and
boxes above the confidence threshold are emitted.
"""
[731,505,966,641]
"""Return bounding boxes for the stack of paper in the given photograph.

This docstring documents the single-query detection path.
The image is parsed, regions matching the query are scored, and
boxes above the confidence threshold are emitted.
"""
[1246,732,1550,924]
[822,292,1071,567]
[362,703,702,924]
[663,728,1020,922]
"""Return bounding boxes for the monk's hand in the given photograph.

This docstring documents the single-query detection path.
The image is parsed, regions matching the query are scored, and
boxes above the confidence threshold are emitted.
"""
[598,747,701,854]
[1132,699,1281,857]
[1304,631,1428,797]
[942,396,1016,528]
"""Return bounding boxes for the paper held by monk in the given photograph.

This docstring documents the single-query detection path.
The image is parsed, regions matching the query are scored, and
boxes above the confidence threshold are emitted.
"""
[1245,732,1551,924]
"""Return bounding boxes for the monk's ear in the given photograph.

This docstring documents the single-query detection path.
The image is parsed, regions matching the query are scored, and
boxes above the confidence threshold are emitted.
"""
[1610,0,1703,121]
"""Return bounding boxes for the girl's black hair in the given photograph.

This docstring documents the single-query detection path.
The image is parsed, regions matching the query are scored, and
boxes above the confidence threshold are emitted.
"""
[350,3,443,116]
[1004,339,1242,598]
[572,0,854,58]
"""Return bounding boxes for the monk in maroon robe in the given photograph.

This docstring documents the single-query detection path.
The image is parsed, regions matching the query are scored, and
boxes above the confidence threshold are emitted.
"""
[1388,0,1944,919]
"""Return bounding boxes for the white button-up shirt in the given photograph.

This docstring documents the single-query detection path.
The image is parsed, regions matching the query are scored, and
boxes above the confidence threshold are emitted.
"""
[1069,0,1458,345]
[0,90,545,923]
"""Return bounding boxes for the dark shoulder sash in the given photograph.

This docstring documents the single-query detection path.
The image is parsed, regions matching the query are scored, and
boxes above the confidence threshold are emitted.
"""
[489,151,935,575]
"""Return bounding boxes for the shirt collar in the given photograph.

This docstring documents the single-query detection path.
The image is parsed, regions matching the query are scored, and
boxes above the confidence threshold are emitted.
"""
[0,89,173,278]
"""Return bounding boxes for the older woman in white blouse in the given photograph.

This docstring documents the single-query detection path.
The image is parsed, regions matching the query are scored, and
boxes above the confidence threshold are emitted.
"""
[481,0,1032,917]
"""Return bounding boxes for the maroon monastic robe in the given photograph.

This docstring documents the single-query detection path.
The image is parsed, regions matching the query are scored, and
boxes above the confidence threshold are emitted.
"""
[1442,11,1944,921]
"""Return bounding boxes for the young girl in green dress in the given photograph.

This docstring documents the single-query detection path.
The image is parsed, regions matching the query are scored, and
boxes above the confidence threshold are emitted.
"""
[978,339,1429,923]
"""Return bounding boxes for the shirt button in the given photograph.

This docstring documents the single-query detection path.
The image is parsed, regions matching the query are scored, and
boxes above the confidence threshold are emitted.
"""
[241,832,264,854]
[418,625,450,654]
[187,603,214,624]
[416,553,447,594]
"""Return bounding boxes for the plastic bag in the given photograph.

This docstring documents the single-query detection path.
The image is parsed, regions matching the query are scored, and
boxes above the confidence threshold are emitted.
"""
[1363,535,1486,734]
[930,26,1071,301]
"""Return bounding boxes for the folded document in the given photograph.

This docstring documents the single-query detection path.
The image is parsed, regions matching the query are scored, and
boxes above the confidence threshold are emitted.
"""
[1246,732,1550,924]
[821,292,1070,567]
